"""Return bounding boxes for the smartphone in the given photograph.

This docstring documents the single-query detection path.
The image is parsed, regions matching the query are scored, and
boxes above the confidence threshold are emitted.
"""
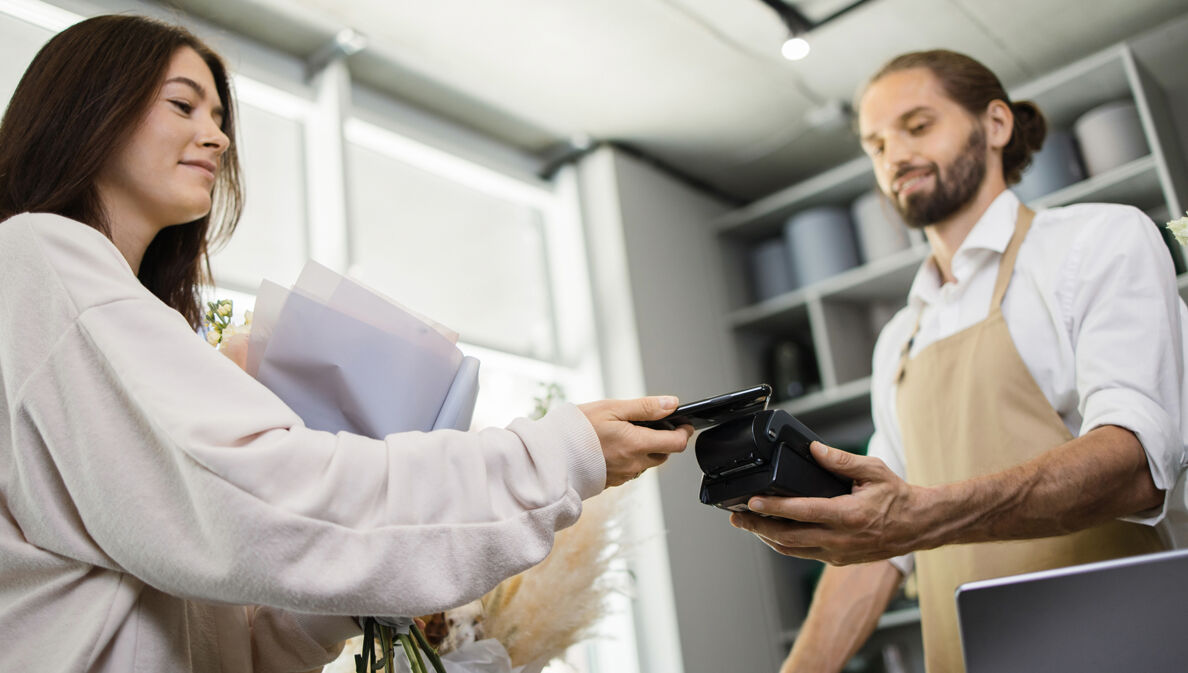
[633,384,773,431]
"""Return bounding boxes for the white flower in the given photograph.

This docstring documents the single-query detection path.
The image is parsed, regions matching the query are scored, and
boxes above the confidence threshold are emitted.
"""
[1167,212,1188,246]
[223,323,251,339]
[217,301,233,317]
[205,329,221,346]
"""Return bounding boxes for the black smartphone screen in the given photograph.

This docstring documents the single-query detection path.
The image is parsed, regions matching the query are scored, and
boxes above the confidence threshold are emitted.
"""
[633,384,773,431]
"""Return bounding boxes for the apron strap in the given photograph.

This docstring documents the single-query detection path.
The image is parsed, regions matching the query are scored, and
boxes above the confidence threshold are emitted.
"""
[990,204,1036,310]
[895,307,924,383]
[896,202,1037,382]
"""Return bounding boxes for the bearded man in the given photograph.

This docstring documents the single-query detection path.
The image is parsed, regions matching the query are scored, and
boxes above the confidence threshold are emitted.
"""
[730,50,1188,673]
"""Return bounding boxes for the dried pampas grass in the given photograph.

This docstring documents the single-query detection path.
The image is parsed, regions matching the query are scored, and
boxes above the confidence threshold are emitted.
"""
[323,487,628,673]
[480,488,626,668]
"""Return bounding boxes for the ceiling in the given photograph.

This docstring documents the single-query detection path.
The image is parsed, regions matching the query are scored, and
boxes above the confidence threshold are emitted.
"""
[156,0,1188,203]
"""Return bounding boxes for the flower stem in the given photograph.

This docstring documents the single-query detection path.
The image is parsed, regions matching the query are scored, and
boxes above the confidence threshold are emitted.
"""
[381,627,395,672]
[411,623,447,673]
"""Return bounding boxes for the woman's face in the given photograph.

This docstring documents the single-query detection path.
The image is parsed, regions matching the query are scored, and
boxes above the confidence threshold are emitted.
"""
[96,46,229,234]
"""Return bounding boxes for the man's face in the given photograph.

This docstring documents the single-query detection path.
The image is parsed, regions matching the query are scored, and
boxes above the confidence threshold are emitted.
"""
[858,67,988,227]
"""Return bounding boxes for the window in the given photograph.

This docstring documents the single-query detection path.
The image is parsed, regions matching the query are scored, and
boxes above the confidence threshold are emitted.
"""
[342,116,602,429]
[0,10,53,101]
[208,88,310,293]
[345,123,558,361]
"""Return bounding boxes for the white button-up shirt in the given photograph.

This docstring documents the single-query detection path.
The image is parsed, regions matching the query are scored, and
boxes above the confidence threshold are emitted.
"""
[868,190,1188,574]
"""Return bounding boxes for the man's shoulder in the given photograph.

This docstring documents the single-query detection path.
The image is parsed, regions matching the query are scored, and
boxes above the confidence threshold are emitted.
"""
[1027,201,1159,260]
[1033,201,1153,235]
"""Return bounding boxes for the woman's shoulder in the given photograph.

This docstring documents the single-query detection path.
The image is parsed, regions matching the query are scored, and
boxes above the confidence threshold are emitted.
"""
[1,212,123,259]
[0,212,145,313]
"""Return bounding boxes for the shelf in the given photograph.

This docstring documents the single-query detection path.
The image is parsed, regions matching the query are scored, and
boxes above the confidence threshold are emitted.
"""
[728,287,812,332]
[877,606,922,630]
[730,245,926,332]
[731,156,1164,336]
[1030,155,1161,210]
[816,244,928,303]
[781,606,922,646]
[715,156,874,241]
[778,377,872,427]
[1011,45,1132,129]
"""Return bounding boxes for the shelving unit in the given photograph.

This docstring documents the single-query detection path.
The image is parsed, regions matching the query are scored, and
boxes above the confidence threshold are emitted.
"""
[737,150,1184,428]
[710,34,1188,673]
[717,42,1188,432]
[780,607,923,647]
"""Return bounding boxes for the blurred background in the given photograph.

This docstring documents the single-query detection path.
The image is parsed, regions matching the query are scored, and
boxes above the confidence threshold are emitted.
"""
[4,1,1188,671]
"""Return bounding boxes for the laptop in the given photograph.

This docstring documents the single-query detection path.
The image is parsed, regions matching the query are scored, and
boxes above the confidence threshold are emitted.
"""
[956,548,1188,672]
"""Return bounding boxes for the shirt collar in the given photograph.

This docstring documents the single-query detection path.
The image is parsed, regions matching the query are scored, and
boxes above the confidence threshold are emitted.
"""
[907,190,1021,306]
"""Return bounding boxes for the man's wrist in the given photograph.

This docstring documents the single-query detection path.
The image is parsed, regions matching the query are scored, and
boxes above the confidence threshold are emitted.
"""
[903,482,965,552]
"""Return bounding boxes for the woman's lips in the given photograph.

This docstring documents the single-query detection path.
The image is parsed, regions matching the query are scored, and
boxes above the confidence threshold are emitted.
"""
[181,159,216,180]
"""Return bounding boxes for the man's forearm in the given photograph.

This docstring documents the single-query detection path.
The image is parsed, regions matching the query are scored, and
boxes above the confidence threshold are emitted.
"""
[781,561,902,673]
[916,425,1163,550]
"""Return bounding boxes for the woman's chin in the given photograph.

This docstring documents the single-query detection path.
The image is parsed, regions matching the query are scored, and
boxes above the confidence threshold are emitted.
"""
[171,201,213,225]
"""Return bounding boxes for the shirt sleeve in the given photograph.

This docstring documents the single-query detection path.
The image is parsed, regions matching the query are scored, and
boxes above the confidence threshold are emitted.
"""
[1063,205,1188,526]
[5,216,606,620]
[868,308,916,576]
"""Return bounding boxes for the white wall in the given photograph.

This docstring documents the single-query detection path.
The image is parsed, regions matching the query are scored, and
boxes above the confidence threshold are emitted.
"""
[578,145,797,673]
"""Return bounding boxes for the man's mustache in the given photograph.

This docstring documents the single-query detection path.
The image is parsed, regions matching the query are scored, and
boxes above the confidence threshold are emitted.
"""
[893,162,938,183]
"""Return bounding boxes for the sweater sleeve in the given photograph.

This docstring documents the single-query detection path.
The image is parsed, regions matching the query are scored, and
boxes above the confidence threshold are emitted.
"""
[246,609,359,673]
[3,214,606,619]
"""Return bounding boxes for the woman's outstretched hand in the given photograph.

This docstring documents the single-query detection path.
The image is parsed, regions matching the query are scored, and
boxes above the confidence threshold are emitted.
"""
[217,333,250,371]
[579,397,694,487]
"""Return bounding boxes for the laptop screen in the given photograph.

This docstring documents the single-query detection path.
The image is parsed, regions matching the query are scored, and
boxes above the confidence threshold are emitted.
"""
[956,548,1188,673]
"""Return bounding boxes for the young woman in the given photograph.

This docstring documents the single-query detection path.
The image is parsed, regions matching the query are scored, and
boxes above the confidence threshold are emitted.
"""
[0,15,691,671]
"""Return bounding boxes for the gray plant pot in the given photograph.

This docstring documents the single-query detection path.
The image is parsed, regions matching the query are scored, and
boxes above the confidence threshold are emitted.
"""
[784,206,859,286]
[850,189,911,263]
[1014,129,1086,202]
[1073,100,1148,177]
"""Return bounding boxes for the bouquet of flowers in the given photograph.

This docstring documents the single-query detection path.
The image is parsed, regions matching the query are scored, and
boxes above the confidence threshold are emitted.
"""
[322,488,627,673]
[1167,212,1188,245]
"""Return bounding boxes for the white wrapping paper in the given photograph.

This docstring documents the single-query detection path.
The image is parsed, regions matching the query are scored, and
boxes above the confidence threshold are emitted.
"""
[247,261,479,435]
[390,640,545,673]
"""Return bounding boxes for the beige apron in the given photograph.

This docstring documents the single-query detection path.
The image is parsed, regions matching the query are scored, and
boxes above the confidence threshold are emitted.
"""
[894,205,1164,672]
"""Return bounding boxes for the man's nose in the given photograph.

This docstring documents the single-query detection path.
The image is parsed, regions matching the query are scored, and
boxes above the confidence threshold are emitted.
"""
[881,136,913,173]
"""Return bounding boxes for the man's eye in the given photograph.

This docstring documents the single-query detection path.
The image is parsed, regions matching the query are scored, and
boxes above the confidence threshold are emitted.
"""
[910,123,929,135]
[170,100,193,114]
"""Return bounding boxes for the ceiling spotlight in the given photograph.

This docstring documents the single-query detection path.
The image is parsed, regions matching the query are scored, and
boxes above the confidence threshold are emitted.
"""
[758,0,876,62]
[333,28,369,57]
[781,36,811,61]
[306,26,369,78]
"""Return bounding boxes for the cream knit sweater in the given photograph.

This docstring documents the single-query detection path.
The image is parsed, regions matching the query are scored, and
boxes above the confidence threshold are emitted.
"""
[0,213,606,672]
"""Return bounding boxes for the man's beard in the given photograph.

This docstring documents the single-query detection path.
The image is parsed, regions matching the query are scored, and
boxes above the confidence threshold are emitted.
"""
[893,126,987,228]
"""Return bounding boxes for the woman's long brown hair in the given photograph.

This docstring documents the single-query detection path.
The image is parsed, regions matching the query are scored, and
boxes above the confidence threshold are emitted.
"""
[0,14,243,327]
